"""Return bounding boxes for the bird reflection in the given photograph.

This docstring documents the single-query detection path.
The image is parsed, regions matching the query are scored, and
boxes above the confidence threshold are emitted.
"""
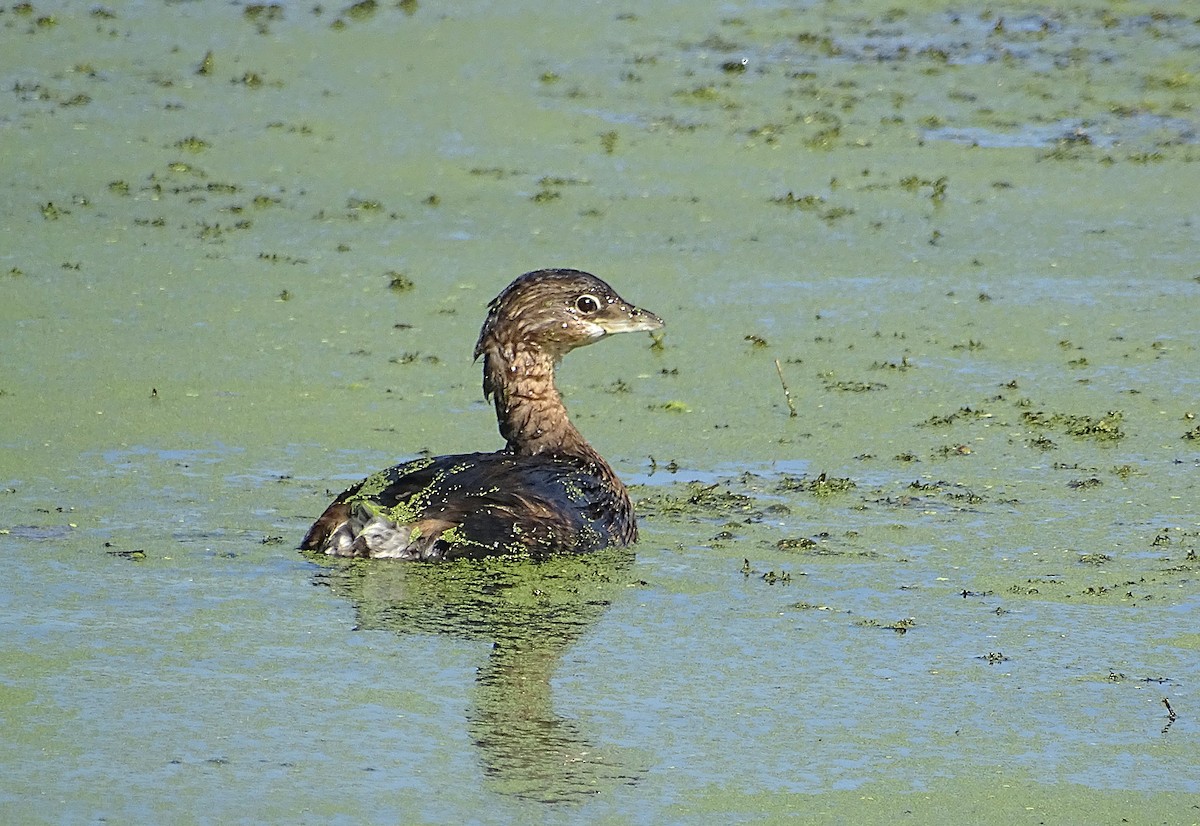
[307,548,641,802]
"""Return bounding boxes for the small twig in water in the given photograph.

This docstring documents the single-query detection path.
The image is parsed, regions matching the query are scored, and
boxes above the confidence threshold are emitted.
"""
[1162,697,1178,734]
[774,359,798,418]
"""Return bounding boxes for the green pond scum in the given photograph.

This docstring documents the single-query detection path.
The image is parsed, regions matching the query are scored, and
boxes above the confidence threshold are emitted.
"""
[2,0,1198,822]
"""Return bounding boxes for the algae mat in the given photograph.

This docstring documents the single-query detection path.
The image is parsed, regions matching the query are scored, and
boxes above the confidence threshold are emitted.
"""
[2,1,1198,822]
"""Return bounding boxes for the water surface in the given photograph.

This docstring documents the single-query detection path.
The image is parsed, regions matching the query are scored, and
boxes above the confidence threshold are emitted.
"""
[2,1,1198,822]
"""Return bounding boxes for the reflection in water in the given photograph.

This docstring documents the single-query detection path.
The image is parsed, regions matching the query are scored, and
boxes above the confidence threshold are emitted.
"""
[308,549,640,802]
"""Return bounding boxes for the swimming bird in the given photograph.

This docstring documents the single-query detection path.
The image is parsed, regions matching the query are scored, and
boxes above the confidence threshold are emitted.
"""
[300,268,664,561]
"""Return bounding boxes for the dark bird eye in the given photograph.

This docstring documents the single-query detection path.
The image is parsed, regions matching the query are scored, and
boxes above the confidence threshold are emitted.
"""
[575,294,602,314]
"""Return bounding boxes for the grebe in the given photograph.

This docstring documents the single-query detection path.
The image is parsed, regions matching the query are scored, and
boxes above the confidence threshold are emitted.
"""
[300,268,663,561]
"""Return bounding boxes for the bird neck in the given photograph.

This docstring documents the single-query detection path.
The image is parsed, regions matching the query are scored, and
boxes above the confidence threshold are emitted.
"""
[483,345,602,462]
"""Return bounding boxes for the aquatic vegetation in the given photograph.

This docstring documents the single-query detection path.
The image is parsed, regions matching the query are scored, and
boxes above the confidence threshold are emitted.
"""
[5,0,1198,817]
[1021,409,1126,442]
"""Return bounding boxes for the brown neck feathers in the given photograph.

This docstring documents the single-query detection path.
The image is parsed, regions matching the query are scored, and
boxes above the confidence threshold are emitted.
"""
[481,342,604,462]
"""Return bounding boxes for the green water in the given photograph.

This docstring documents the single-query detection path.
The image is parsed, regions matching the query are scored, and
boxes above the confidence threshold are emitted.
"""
[2,1,1198,822]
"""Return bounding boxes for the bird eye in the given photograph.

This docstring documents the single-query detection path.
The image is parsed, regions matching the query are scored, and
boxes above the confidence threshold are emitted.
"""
[574,294,602,314]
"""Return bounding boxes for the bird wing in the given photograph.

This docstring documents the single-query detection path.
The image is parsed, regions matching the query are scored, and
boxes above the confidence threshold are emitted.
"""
[300,452,624,560]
